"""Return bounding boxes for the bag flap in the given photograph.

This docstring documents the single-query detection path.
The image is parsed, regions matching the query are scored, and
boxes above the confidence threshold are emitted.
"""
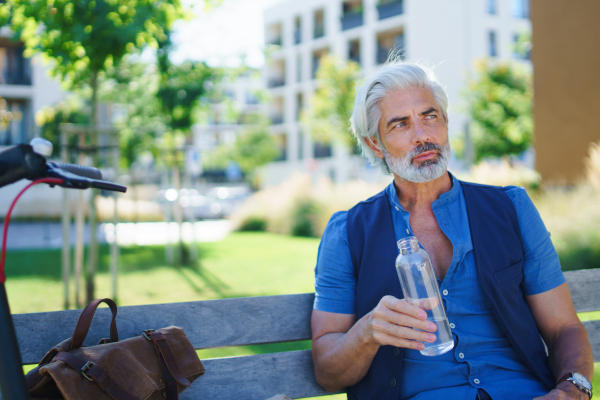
[38,326,203,399]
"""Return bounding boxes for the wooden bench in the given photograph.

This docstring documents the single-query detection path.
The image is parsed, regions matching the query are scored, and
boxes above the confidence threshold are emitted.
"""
[8,268,600,400]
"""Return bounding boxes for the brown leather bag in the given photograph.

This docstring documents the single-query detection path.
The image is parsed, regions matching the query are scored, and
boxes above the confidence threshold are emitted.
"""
[25,298,205,399]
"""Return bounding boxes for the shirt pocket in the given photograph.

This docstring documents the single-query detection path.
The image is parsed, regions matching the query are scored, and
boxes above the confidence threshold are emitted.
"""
[493,259,524,286]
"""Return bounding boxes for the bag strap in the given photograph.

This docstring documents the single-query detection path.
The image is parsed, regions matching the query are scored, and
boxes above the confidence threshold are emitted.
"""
[146,330,191,400]
[71,298,119,350]
[54,352,139,400]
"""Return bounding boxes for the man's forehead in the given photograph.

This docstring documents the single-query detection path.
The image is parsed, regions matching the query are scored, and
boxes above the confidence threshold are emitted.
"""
[380,87,439,112]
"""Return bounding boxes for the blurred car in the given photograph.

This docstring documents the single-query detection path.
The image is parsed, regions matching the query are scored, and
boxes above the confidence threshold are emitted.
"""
[155,186,251,220]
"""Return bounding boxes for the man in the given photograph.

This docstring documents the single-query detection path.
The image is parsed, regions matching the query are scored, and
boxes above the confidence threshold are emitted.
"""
[311,62,593,400]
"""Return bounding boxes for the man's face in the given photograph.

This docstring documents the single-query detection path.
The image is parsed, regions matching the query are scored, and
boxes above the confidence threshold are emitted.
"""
[372,86,451,183]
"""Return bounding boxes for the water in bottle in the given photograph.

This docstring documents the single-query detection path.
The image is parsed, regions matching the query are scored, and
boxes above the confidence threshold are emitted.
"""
[395,236,454,356]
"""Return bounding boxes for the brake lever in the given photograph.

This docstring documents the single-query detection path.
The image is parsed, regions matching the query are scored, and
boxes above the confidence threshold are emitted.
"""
[44,164,127,193]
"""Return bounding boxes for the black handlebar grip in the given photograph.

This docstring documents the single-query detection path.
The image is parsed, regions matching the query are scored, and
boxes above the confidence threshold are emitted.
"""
[48,162,102,180]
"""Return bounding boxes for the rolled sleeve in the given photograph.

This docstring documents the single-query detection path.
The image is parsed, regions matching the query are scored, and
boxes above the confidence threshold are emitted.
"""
[313,211,357,314]
[505,187,565,295]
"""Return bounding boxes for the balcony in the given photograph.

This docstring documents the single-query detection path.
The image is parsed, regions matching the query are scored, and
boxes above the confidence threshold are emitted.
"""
[341,11,363,31]
[294,29,301,45]
[314,23,324,39]
[270,114,284,125]
[0,46,32,86]
[377,47,391,64]
[377,0,403,20]
[268,78,285,88]
[267,36,282,46]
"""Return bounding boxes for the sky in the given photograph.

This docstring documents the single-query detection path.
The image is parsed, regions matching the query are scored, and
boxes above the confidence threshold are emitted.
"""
[170,0,286,68]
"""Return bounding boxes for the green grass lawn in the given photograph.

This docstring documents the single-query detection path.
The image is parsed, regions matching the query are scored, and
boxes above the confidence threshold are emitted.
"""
[4,231,598,399]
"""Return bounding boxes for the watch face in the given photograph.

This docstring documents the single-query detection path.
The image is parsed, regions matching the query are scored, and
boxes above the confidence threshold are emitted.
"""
[572,372,593,390]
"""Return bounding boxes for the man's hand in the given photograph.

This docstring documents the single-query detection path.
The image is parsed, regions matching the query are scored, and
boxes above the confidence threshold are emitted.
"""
[364,295,438,351]
[533,381,591,400]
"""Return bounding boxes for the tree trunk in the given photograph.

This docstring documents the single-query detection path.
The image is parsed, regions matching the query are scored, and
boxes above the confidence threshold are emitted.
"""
[60,128,71,310]
[86,69,99,303]
[172,166,184,265]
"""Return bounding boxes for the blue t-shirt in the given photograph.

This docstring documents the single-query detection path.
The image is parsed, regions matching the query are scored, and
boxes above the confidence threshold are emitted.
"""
[313,175,565,400]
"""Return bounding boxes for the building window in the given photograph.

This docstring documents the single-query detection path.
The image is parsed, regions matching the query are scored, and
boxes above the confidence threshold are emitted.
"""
[0,99,29,145]
[341,1,363,31]
[296,54,302,82]
[314,141,332,158]
[348,39,361,65]
[298,129,304,160]
[269,96,284,125]
[487,0,496,14]
[312,48,329,79]
[0,45,32,85]
[296,92,304,121]
[488,30,497,57]
[268,59,286,88]
[266,22,283,46]
[275,133,288,161]
[513,33,531,60]
[377,30,405,64]
[294,16,302,45]
[245,91,259,105]
[314,9,325,39]
[511,0,529,18]
[377,0,403,20]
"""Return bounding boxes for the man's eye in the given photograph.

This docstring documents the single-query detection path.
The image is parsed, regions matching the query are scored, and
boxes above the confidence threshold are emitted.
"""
[395,121,406,128]
[425,114,436,120]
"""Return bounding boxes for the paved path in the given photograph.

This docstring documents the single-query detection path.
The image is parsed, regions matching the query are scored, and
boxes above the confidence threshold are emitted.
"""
[0,220,232,249]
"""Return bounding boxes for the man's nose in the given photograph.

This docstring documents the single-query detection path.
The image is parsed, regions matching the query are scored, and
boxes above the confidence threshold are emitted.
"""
[412,119,430,143]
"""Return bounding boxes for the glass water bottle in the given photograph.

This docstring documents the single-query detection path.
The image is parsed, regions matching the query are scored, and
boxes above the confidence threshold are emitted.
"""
[395,236,454,356]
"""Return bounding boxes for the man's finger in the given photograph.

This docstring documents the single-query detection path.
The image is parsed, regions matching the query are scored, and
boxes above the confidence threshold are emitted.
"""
[381,296,428,319]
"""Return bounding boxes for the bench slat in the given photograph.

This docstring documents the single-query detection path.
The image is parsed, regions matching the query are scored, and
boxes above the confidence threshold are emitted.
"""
[182,350,340,400]
[564,269,600,313]
[14,294,314,365]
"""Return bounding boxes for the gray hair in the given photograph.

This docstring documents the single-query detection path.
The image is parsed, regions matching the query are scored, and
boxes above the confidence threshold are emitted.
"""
[350,62,449,172]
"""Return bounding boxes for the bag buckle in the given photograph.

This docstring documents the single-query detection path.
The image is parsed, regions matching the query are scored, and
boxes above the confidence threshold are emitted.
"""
[81,361,94,381]
[143,329,155,341]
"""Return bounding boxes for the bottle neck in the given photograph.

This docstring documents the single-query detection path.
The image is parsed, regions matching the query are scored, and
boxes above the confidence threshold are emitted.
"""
[397,236,420,255]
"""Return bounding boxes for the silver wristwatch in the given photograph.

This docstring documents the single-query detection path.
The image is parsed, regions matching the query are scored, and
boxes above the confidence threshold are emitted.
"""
[561,372,593,399]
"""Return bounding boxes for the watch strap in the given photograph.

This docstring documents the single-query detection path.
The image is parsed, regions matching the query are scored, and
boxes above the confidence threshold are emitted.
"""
[557,372,593,399]
[557,373,571,386]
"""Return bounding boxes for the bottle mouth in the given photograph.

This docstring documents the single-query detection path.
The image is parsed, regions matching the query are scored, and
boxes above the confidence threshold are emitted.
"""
[397,236,419,254]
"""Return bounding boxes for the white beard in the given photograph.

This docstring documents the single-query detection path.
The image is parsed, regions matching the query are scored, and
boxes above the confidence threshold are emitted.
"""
[383,141,451,183]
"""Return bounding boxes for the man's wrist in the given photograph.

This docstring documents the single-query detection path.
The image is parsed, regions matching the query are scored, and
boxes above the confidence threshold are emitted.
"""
[557,380,592,399]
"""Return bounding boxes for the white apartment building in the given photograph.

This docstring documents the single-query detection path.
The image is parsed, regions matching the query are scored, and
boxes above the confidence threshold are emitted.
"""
[0,27,65,147]
[262,0,531,186]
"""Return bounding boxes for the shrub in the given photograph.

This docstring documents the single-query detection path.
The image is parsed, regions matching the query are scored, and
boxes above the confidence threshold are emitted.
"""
[238,216,267,232]
[291,199,321,237]
[454,159,541,190]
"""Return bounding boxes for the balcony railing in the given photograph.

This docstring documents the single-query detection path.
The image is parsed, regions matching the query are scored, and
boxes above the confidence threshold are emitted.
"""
[341,11,363,30]
[267,37,282,46]
[314,23,324,39]
[268,78,285,88]
[294,29,301,44]
[377,0,403,20]
[270,115,284,125]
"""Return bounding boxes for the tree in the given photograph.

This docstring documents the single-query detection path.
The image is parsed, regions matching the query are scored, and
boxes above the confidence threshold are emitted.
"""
[300,54,360,149]
[203,113,281,186]
[0,0,186,302]
[155,34,214,265]
[461,59,533,163]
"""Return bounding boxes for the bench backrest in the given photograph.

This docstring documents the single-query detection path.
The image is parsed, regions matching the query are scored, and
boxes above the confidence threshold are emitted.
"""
[10,268,600,400]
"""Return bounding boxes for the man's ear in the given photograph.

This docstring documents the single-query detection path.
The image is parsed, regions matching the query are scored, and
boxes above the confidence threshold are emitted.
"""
[364,136,385,159]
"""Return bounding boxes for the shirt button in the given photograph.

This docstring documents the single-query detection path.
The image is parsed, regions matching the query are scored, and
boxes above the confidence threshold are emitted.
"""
[449,323,455,329]
[395,206,400,211]
[459,353,465,359]
[390,378,397,387]
[392,348,400,356]
[474,379,480,385]
[442,289,448,296]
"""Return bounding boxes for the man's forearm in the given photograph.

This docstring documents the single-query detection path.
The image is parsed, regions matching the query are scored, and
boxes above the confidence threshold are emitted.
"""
[547,322,594,385]
[312,316,380,392]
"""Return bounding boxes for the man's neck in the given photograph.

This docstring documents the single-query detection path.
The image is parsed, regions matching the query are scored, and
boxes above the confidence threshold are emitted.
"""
[393,172,452,212]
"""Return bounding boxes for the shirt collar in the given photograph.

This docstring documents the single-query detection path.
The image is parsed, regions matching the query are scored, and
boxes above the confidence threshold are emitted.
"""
[385,172,461,212]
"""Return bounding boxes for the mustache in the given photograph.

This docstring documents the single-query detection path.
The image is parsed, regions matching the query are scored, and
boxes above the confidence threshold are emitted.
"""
[409,142,444,160]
